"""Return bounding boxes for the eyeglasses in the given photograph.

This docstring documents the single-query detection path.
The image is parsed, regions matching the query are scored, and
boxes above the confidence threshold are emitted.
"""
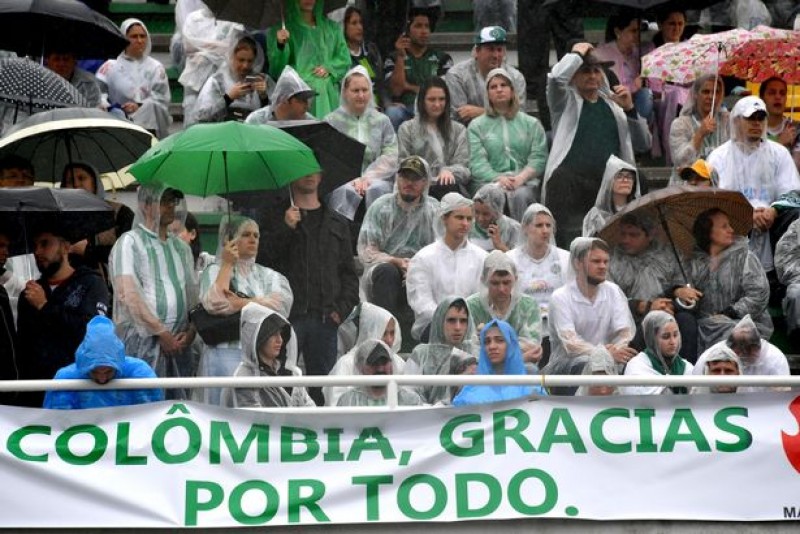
[614,172,635,182]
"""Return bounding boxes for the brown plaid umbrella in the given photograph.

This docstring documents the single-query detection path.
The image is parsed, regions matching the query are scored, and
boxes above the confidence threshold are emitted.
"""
[598,185,753,281]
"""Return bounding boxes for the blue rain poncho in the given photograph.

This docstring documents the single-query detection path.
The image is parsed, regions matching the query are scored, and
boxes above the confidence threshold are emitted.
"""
[43,316,162,409]
[452,319,546,406]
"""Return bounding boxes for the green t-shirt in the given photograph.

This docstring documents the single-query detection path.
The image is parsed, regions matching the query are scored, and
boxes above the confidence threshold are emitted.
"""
[561,98,620,180]
[385,48,453,107]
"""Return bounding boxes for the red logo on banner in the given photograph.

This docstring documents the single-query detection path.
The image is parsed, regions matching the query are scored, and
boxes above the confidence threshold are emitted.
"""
[782,396,800,473]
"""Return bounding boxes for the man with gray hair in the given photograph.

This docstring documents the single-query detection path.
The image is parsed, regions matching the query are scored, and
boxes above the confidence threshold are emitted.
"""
[406,192,487,340]
[246,65,316,124]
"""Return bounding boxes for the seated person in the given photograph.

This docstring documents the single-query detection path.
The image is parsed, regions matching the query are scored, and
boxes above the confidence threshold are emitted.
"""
[246,65,316,125]
[691,345,742,394]
[692,315,790,393]
[404,296,477,404]
[775,217,800,345]
[324,302,404,406]
[407,192,486,340]
[466,251,543,367]
[45,47,102,107]
[452,319,546,406]
[622,310,693,395]
[677,159,715,187]
[43,316,162,409]
[582,155,640,238]
[469,184,521,252]
[222,302,314,408]
[337,339,423,407]
[575,346,619,396]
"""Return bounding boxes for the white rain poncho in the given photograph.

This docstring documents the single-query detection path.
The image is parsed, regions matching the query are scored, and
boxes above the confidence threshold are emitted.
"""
[507,203,570,334]
[336,340,423,407]
[690,344,742,394]
[192,35,265,125]
[405,296,478,405]
[465,250,542,349]
[683,237,773,352]
[397,116,470,186]
[469,184,522,251]
[542,52,651,203]
[96,19,172,138]
[178,5,243,125]
[693,315,790,393]
[669,74,730,170]
[575,346,619,396]
[445,56,526,122]
[357,162,440,299]
[406,193,487,338]
[708,95,800,271]
[246,65,314,125]
[109,184,198,379]
[221,303,314,408]
[623,311,693,395]
[582,155,640,238]
[326,66,399,220]
[324,302,404,406]
[545,237,635,378]
[775,218,800,332]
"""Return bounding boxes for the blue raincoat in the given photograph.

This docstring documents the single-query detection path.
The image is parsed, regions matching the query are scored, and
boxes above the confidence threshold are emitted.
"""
[452,319,545,406]
[43,316,163,409]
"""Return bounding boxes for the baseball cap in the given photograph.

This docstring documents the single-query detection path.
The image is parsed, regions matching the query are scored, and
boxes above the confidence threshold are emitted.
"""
[679,159,712,182]
[398,155,428,180]
[736,96,767,119]
[290,88,316,101]
[474,26,507,45]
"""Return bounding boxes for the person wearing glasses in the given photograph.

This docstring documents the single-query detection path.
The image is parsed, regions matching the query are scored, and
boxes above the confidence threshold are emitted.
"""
[582,155,641,238]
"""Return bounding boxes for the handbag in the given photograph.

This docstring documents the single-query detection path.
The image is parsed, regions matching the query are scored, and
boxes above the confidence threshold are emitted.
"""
[190,283,249,345]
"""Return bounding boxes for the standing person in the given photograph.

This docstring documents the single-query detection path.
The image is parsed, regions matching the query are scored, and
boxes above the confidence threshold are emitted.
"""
[384,8,452,130]
[468,67,548,220]
[622,311,693,395]
[197,216,293,405]
[469,184,521,252]
[760,77,800,171]
[246,66,316,124]
[17,226,109,407]
[543,42,651,248]
[257,173,359,406]
[0,229,20,405]
[96,18,172,138]
[445,26,526,126]
[45,47,101,107]
[109,185,198,397]
[398,77,470,199]
[192,35,268,124]
[473,0,516,32]
[326,66,399,221]
[343,6,384,106]
[582,155,640,238]
[267,0,351,119]
[43,316,162,410]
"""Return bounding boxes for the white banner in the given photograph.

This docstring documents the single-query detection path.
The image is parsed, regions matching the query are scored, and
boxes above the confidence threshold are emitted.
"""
[2,393,800,527]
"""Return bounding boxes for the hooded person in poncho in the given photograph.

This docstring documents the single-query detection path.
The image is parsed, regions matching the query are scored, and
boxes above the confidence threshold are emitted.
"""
[96,18,172,138]
[246,65,316,124]
[197,215,294,405]
[469,183,521,252]
[575,346,619,396]
[44,315,163,409]
[337,339,423,407]
[222,302,314,408]
[452,319,546,406]
[324,302,404,406]
[581,154,640,238]
[776,217,800,342]
[404,296,477,404]
[691,344,742,394]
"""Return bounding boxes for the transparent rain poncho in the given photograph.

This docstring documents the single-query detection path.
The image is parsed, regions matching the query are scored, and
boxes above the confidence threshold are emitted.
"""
[96,18,172,138]
[693,315,789,392]
[245,65,313,125]
[324,303,404,406]
[335,340,423,407]
[222,302,313,408]
[452,319,546,406]
[623,310,692,395]
[109,184,198,375]
[192,35,266,124]
[469,184,522,251]
[775,218,800,331]
[581,155,640,238]
[405,296,478,405]
[545,237,635,377]
[669,74,730,170]
[575,346,619,397]
[683,237,773,352]
[326,66,399,220]
[465,250,542,348]
[397,111,470,186]
[690,344,742,394]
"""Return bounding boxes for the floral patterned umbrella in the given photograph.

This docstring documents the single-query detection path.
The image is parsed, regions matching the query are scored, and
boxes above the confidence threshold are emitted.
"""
[642,25,793,84]
[719,37,800,84]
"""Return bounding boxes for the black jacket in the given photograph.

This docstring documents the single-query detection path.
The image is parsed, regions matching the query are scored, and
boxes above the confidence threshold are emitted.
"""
[258,201,359,322]
[0,283,19,405]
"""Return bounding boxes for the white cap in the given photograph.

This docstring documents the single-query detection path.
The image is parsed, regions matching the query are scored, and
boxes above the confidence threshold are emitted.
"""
[733,95,767,119]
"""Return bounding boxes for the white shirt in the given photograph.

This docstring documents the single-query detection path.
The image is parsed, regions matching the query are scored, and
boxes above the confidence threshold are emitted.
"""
[622,352,694,396]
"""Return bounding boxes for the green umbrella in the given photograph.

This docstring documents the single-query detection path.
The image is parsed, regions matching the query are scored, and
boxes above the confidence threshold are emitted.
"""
[128,122,321,197]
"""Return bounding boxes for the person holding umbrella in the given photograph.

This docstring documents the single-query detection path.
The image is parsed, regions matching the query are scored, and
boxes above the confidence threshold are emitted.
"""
[96,18,172,138]
[669,74,728,173]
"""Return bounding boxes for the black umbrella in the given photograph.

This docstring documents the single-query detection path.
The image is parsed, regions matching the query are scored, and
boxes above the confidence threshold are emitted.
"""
[0,58,88,122]
[0,108,155,184]
[0,0,128,59]
[205,0,348,29]
[0,187,114,257]
[544,0,722,11]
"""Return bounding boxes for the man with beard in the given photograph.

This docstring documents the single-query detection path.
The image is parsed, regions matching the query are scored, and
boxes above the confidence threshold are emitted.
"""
[545,237,636,394]
[337,339,422,407]
[16,226,109,406]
